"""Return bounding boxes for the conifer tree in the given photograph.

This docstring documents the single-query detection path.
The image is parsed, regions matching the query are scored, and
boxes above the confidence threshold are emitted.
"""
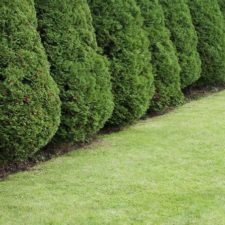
[160,0,201,88]
[35,0,114,143]
[0,0,61,161]
[188,0,225,86]
[88,0,154,126]
[137,0,184,112]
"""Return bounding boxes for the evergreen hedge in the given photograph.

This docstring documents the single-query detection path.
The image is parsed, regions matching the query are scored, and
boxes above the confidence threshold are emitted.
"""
[35,0,114,143]
[0,0,61,161]
[88,0,154,126]
[188,0,225,86]
[137,0,184,112]
[160,0,201,88]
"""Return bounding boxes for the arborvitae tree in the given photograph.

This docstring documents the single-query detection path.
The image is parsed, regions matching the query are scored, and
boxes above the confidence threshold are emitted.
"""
[160,0,201,89]
[88,0,154,126]
[0,0,61,161]
[188,0,225,86]
[137,0,184,112]
[35,0,114,143]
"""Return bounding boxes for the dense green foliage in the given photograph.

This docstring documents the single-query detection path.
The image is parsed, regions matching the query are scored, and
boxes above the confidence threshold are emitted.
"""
[137,0,183,112]
[0,0,61,161]
[1,0,225,163]
[219,0,225,26]
[188,0,225,86]
[88,0,154,126]
[219,0,225,13]
[160,0,201,88]
[35,0,114,143]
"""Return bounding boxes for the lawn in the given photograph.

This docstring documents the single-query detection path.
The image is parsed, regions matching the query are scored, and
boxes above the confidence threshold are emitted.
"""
[1,91,225,225]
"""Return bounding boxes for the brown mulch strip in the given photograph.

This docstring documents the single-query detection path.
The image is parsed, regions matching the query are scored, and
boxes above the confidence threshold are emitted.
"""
[0,142,89,180]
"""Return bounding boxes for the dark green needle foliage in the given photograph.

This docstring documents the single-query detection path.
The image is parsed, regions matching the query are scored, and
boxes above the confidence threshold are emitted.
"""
[188,0,225,86]
[160,0,201,88]
[88,0,154,126]
[35,0,114,143]
[0,0,61,161]
[137,0,184,112]
[219,0,225,14]
[218,0,225,28]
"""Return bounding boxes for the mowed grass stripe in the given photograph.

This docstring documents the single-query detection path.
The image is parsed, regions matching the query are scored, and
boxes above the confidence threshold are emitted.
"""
[1,91,225,225]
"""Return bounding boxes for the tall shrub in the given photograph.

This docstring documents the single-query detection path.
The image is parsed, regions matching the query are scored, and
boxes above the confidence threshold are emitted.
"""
[35,0,114,143]
[160,0,201,88]
[0,0,61,161]
[88,0,154,126]
[137,0,184,112]
[188,0,225,86]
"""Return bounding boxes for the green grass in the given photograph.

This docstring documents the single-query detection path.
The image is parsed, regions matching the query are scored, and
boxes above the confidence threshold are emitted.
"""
[1,91,225,225]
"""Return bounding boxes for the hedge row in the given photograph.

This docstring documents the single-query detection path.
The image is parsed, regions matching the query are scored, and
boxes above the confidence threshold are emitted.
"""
[137,0,183,112]
[88,0,154,126]
[35,0,114,143]
[160,0,201,89]
[1,0,225,161]
[188,0,225,86]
